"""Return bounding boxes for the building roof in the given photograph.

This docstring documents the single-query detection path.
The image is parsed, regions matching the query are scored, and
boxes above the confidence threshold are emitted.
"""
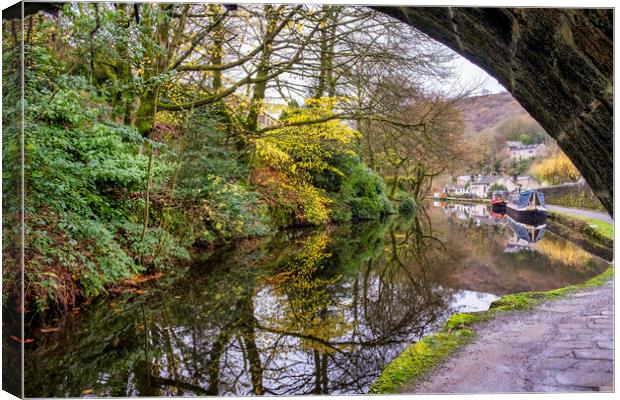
[446,184,467,190]
[470,175,498,185]
[509,142,544,151]
[456,175,471,181]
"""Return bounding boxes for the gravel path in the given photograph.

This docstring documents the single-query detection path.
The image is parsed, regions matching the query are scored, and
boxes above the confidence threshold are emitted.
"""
[547,205,613,224]
[406,280,614,393]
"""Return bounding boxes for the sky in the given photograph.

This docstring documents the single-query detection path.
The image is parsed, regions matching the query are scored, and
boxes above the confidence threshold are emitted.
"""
[455,57,507,93]
[439,55,507,96]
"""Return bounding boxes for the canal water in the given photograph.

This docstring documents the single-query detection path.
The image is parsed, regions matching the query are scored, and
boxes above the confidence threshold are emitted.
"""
[24,203,609,396]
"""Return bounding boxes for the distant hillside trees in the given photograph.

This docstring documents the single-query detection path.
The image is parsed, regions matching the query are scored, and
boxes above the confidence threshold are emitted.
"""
[496,116,546,145]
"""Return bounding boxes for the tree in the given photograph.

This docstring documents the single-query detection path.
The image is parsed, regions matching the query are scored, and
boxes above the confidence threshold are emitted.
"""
[496,115,546,144]
[358,76,468,200]
[530,151,580,185]
[252,98,358,224]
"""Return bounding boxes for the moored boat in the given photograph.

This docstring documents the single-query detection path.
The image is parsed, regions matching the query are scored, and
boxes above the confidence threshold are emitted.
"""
[491,190,508,210]
[507,189,547,224]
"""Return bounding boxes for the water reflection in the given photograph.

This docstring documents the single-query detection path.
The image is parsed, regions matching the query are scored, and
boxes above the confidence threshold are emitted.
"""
[25,204,608,397]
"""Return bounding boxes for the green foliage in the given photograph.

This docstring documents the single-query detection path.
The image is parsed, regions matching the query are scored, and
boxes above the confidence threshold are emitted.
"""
[550,211,614,242]
[395,191,417,214]
[487,183,508,198]
[9,43,395,313]
[175,111,271,243]
[508,158,532,176]
[493,159,502,174]
[335,157,395,220]
[518,133,545,145]
[496,116,546,144]
[17,52,188,311]
[398,197,417,214]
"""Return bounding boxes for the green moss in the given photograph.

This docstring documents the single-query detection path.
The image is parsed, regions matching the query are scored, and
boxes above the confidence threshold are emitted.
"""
[368,330,474,394]
[369,265,613,394]
[444,313,487,330]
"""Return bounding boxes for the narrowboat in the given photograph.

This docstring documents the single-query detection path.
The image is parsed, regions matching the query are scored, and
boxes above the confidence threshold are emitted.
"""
[506,189,547,224]
[490,190,508,210]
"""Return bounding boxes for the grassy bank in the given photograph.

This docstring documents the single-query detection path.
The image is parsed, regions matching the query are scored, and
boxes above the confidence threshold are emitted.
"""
[369,265,614,394]
[548,211,614,241]
[546,211,613,266]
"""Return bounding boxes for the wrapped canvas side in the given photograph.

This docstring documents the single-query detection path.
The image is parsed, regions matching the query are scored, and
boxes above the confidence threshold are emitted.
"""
[2,1,25,398]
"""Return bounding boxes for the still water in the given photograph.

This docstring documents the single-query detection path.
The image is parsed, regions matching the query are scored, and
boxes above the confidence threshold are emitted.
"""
[25,203,609,396]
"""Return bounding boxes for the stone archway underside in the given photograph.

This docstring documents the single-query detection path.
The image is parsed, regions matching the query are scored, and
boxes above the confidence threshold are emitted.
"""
[374,7,613,216]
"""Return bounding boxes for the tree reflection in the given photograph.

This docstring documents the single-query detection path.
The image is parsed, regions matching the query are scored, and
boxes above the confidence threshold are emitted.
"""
[26,206,606,396]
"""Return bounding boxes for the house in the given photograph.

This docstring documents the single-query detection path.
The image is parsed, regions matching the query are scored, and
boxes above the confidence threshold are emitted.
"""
[444,184,470,196]
[507,141,547,160]
[469,175,499,198]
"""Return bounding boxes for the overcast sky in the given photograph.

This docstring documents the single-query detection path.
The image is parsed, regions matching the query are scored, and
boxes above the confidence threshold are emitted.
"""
[446,56,507,95]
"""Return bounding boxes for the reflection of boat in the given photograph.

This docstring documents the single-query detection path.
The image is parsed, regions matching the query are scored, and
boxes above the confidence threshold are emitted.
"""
[504,215,546,252]
[491,210,507,220]
[507,189,547,224]
[491,190,508,210]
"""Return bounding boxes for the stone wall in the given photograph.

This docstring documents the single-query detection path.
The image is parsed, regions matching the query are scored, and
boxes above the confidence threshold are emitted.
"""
[538,181,605,212]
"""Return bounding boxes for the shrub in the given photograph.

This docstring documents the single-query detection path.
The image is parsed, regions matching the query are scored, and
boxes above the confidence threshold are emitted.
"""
[175,111,272,242]
[398,196,417,214]
[337,159,394,220]
[16,66,185,312]
[487,183,508,198]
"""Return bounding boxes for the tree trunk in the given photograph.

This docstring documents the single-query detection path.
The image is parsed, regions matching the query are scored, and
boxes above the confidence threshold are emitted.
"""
[245,5,277,133]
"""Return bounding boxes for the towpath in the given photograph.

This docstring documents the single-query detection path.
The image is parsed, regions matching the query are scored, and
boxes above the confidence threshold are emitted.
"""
[547,205,613,224]
[406,280,614,393]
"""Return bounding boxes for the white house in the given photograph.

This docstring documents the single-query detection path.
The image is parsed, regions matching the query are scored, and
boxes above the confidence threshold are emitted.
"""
[507,142,547,160]
[469,175,499,198]
[444,184,470,196]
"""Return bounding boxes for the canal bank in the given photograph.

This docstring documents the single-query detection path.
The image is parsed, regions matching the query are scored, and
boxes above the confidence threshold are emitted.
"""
[369,208,614,394]
[370,266,614,393]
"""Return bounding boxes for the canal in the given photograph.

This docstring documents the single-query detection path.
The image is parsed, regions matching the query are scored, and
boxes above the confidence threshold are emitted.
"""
[24,203,609,396]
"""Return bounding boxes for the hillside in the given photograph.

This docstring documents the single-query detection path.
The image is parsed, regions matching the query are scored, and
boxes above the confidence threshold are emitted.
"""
[458,92,543,137]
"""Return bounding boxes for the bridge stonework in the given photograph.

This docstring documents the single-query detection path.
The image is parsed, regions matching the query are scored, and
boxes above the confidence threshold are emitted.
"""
[375,7,613,216]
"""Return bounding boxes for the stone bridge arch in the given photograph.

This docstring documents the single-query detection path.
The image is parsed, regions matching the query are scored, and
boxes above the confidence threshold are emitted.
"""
[374,7,613,216]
